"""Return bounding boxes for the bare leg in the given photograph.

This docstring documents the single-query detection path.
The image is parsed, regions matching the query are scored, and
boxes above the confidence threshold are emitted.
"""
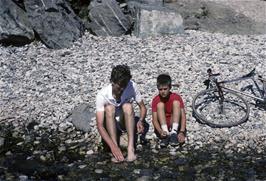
[171,100,181,128]
[157,102,169,135]
[157,102,167,125]
[105,105,119,147]
[122,103,137,162]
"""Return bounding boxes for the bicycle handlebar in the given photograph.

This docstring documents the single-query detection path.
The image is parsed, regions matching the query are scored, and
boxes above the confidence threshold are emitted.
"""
[207,68,259,84]
[258,75,266,82]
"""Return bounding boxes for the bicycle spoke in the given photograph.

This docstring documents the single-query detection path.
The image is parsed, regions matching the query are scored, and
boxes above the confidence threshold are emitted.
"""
[192,89,249,127]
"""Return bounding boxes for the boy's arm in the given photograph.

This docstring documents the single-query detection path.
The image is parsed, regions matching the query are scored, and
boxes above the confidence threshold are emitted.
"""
[137,100,147,122]
[177,108,186,143]
[136,100,147,133]
[96,111,124,161]
[179,108,186,132]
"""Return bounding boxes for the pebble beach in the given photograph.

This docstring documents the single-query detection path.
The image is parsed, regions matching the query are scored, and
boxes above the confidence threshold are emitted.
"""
[1,30,266,180]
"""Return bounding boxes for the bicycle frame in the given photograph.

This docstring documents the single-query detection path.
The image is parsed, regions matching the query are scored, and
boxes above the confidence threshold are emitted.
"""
[192,69,254,127]
[207,69,266,103]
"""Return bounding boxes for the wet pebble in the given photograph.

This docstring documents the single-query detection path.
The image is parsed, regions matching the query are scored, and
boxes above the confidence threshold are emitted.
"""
[95,169,103,174]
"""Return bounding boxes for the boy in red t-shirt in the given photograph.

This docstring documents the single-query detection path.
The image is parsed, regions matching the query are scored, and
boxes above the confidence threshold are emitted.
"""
[151,74,187,147]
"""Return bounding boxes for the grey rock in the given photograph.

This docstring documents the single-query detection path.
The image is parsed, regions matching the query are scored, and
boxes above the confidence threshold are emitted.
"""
[0,0,34,46]
[24,0,85,49]
[136,176,152,181]
[88,0,132,36]
[95,168,103,174]
[18,175,28,181]
[128,2,184,37]
[65,103,93,133]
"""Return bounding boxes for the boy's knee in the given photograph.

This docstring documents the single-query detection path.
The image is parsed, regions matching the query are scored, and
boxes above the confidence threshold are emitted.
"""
[122,103,134,115]
[172,100,181,109]
[157,102,165,110]
[105,105,115,117]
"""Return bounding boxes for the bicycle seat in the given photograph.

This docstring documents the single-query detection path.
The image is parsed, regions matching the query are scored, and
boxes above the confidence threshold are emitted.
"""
[207,68,220,77]
[241,68,256,79]
[210,73,221,77]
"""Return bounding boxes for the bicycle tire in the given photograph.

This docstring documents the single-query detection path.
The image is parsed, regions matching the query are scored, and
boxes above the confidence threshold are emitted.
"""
[192,88,250,128]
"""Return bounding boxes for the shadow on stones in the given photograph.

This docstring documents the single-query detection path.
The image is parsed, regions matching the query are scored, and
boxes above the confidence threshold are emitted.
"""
[1,121,266,180]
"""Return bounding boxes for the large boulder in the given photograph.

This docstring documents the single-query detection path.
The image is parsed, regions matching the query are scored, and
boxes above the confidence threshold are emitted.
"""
[88,0,132,36]
[0,0,34,46]
[65,103,94,133]
[24,0,85,49]
[128,2,184,37]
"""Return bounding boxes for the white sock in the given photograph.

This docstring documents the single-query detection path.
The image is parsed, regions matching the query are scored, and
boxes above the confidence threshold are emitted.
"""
[161,124,169,134]
[171,123,179,134]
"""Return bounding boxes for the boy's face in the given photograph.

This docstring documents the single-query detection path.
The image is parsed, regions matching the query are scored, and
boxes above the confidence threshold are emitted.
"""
[158,85,171,98]
[112,81,128,97]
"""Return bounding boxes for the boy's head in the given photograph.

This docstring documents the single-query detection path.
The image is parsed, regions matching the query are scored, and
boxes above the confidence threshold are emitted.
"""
[157,74,172,89]
[157,74,172,98]
[110,65,132,92]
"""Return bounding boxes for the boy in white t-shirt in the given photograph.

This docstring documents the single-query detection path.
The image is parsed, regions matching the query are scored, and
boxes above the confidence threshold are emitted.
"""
[96,65,147,163]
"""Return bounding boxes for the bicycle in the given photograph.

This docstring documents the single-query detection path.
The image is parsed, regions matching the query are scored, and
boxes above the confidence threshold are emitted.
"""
[192,68,266,128]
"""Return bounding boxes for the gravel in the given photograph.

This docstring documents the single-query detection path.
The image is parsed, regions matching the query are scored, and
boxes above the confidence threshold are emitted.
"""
[1,30,266,151]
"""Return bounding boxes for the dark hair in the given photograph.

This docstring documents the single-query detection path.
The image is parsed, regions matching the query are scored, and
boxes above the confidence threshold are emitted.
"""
[157,74,172,88]
[110,65,132,87]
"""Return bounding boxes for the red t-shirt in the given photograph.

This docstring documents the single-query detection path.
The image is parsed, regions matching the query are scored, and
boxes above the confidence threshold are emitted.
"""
[152,92,185,127]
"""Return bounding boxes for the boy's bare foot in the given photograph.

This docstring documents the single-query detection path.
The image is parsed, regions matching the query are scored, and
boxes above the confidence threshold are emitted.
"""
[126,149,137,162]
[126,154,137,162]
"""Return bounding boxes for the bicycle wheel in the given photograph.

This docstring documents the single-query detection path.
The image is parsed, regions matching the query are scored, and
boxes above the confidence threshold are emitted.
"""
[192,88,250,128]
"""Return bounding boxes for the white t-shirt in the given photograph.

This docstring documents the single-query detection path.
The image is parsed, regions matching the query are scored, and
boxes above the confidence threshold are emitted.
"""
[96,80,142,115]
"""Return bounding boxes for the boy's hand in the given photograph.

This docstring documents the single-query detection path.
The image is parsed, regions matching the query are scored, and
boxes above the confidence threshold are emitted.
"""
[137,120,144,134]
[177,132,186,144]
[159,130,168,138]
[110,144,124,162]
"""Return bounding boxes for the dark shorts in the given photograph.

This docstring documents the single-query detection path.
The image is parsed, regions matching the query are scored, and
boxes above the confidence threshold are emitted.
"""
[116,116,149,137]
[102,116,149,150]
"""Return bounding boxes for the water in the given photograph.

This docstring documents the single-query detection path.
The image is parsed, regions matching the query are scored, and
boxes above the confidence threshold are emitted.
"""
[1,126,266,180]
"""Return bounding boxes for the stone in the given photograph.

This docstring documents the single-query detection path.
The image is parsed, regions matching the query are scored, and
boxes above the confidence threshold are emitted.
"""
[120,133,128,148]
[78,165,87,169]
[88,0,132,36]
[24,0,85,49]
[128,2,184,37]
[127,0,164,5]
[95,169,103,174]
[164,0,177,3]
[65,103,93,133]
[86,150,94,155]
[18,175,28,181]
[0,0,34,46]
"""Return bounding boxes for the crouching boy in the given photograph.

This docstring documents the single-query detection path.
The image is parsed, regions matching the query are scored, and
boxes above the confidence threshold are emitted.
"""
[96,65,147,162]
[151,74,187,147]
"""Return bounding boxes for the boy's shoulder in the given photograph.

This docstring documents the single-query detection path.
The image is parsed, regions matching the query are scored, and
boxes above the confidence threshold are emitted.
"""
[151,94,160,102]
[170,92,181,96]
[97,84,112,96]
[170,92,183,99]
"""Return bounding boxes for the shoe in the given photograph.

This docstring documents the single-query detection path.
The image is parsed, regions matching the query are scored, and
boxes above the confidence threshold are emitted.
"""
[169,132,179,146]
[160,136,169,147]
